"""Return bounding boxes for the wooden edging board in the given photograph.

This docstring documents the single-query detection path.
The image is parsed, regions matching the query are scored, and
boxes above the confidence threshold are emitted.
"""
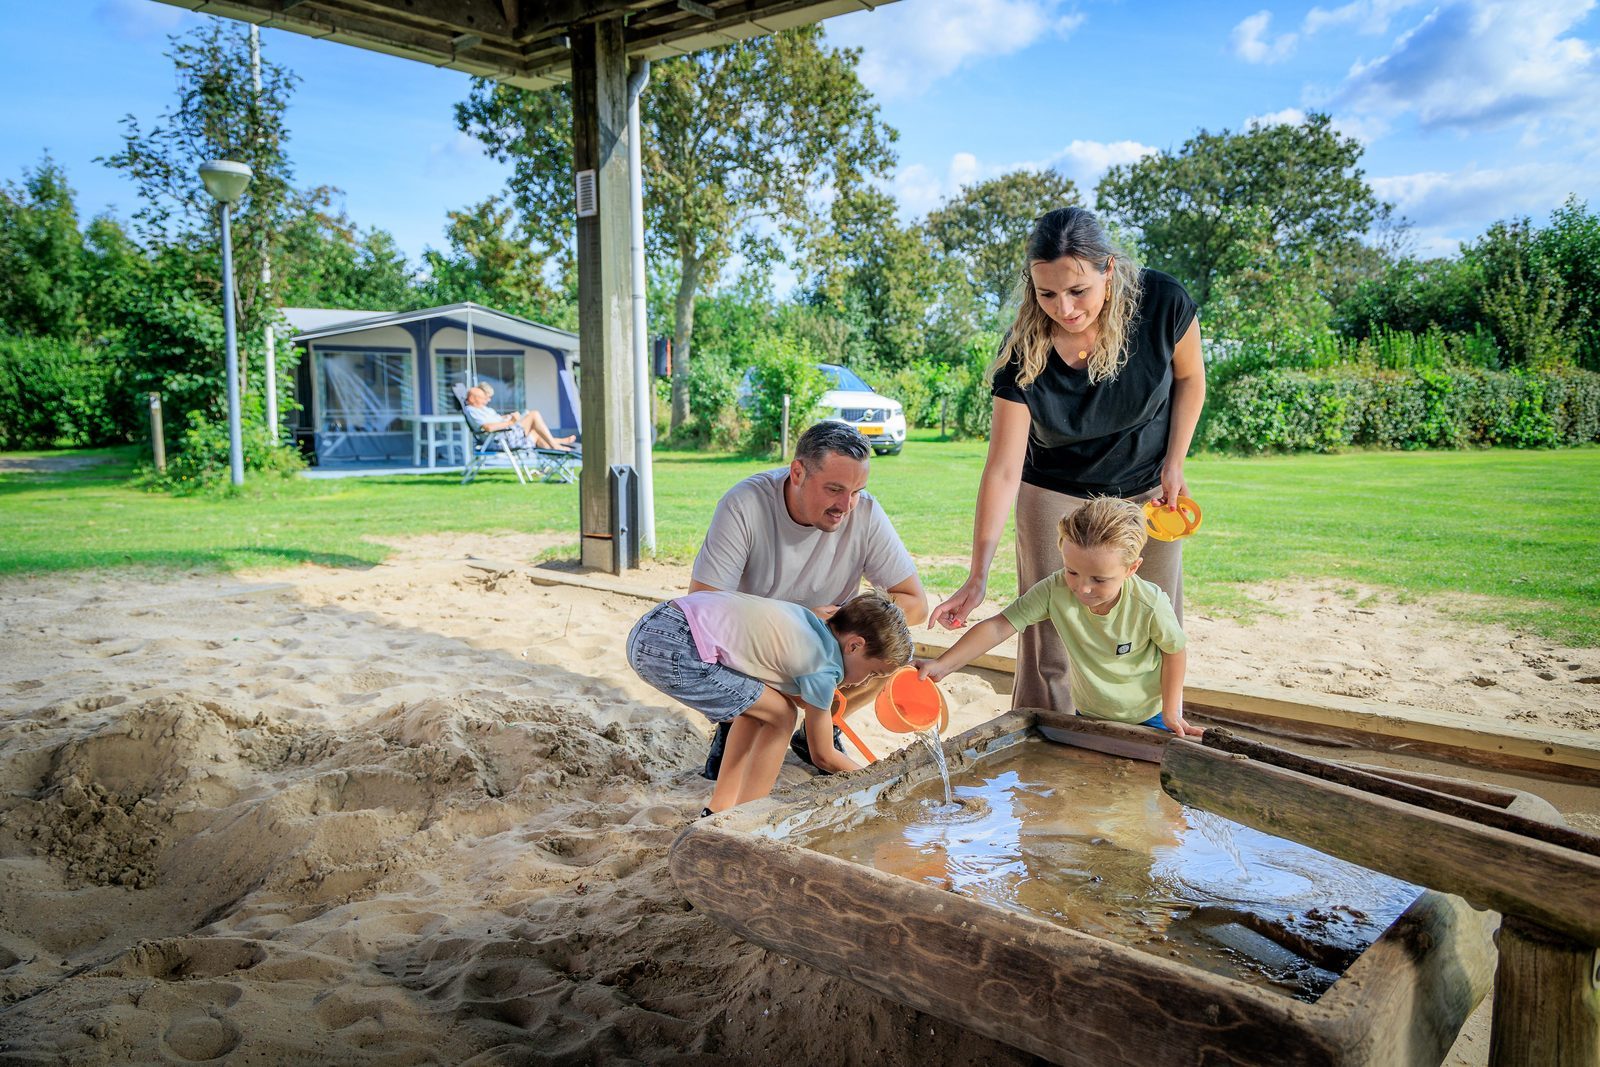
[486,560,1600,782]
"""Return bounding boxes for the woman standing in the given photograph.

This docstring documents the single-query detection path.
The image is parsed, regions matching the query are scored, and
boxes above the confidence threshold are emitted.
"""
[931,207,1205,712]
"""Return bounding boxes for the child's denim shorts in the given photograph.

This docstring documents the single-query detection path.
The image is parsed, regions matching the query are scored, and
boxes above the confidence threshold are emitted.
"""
[626,601,764,723]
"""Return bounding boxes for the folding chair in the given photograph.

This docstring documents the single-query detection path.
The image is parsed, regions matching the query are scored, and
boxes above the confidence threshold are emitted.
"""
[452,384,581,486]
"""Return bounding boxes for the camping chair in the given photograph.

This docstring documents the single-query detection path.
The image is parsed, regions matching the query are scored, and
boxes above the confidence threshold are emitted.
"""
[452,384,581,486]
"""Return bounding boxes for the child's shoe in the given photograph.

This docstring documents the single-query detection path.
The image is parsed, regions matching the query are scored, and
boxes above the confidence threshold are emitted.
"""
[789,725,846,772]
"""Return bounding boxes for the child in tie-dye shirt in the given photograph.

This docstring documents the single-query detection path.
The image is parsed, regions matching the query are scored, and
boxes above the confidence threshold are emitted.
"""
[627,589,912,815]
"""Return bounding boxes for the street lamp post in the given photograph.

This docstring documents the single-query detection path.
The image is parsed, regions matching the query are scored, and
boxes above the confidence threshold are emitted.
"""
[198,160,254,487]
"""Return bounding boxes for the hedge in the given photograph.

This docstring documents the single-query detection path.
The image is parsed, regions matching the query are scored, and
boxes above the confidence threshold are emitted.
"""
[1198,365,1600,453]
[0,334,129,450]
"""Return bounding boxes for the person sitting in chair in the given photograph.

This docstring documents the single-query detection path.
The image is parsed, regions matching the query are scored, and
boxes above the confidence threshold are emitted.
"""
[462,384,576,452]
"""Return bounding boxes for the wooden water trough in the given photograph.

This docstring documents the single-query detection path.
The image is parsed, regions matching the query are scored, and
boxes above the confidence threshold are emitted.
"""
[670,710,1505,1067]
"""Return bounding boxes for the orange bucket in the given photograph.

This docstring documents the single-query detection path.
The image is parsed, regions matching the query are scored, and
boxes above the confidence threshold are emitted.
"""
[874,667,950,734]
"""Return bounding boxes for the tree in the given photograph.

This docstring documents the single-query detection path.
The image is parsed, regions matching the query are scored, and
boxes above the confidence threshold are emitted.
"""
[275,187,418,311]
[1096,113,1385,307]
[102,21,298,336]
[806,189,942,370]
[0,157,89,340]
[926,169,1080,312]
[1532,196,1600,371]
[419,195,567,324]
[1474,219,1576,369]
[457,25,895,430]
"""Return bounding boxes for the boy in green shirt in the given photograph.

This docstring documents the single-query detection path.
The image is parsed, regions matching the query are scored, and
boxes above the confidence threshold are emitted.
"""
[922,496,1200,736]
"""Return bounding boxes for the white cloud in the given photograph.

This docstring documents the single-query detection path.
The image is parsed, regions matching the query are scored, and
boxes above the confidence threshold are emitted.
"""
[1337,0,1600,132]
[1303,0,1427,36]
[888,139,1156,220]
[1232,11,1299,63]
[825,0,1085,99]
[1243,106,1387,144]
[1372,162,1587,252]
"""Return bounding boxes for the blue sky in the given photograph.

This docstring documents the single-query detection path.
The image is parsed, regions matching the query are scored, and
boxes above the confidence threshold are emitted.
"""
[3,0,1597,273]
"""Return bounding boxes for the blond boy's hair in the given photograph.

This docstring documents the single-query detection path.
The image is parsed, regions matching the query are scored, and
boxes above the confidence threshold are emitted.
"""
[1058,496,1148,567]
[829,589,913,667]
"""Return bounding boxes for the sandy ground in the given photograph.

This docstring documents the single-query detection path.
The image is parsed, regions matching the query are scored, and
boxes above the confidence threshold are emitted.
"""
[1,531,1596,1064]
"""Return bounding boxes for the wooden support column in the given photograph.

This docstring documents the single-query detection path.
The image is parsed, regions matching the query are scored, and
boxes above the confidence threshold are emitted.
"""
[571,18,635,573]
[1490,917,1600,1066]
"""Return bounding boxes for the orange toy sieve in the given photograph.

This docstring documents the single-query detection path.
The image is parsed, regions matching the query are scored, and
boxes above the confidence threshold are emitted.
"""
[874,667,950,734]
[1143,495,1203,542]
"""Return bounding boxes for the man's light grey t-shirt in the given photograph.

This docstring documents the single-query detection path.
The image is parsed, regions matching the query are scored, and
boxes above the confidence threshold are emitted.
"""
[691,468,916,609]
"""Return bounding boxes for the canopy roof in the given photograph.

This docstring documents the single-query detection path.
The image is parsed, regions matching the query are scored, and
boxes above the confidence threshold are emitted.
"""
[285,301,580,354]
[153,0,893,90]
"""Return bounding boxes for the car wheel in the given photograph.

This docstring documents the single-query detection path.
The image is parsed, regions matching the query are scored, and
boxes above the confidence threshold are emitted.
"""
[874,445,902,456]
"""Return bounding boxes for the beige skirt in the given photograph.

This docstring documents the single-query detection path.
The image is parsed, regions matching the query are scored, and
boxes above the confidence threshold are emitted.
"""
[1011,481,1184,713]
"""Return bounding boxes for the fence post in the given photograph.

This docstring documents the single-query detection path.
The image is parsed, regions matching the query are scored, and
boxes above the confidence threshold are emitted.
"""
[781,393,791,458]
[940,395,948,439]
[148,393,166,473]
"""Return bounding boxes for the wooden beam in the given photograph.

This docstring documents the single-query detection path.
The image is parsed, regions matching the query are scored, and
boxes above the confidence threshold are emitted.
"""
[1160,740,1600,945]
[570,19,636,573]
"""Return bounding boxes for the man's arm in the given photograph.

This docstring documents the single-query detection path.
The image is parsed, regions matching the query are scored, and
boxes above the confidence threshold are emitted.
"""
[883,572,929,627]
[687,579,719,594]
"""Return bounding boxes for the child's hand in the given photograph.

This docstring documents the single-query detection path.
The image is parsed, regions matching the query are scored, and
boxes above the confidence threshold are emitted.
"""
[917,658,948,684]
[1162,706,1204,738]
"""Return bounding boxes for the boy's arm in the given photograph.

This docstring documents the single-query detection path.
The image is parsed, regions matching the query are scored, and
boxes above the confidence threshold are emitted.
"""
[800,699,861,774]
[1160,647,1202,737]
[919,615,1018,683]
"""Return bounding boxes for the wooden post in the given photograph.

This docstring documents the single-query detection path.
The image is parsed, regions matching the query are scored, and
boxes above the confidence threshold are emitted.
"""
[1490,917,1600,1066]
[148,393,165,473]
[571,19,636,573]
[781,393,790,458]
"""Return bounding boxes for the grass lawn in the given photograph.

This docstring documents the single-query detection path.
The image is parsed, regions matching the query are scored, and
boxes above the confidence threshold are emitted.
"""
[3,434,1597,645]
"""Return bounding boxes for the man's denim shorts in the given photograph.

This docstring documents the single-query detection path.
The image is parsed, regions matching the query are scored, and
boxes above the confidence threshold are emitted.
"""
[626,601,764,723]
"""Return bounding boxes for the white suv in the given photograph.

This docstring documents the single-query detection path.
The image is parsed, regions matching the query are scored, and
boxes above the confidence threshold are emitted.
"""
[818,363,906,456]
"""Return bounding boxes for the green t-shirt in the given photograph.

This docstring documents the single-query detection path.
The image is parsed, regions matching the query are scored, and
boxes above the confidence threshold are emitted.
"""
[1001,571,1187,722]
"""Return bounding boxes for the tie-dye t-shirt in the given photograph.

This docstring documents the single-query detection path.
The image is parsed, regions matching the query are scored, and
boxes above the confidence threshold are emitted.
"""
[675,591,844,713]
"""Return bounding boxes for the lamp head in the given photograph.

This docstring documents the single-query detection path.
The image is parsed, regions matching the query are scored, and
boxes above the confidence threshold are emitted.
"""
[198,160,253,205]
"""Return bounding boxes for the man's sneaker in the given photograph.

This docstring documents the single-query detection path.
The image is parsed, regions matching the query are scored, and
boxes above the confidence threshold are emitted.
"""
[790,724,847,772]
[701,721,732,781]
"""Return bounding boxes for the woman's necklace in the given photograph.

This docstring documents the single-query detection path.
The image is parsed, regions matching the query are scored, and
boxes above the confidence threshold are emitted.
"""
[1054,324,1096,368]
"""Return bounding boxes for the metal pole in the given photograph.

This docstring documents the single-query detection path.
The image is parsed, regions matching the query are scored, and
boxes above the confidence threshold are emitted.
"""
[148,393,166,473]
[221,202,244,486]
[252,26,278,443]
[781,393,790,458]
[627,59,655,554]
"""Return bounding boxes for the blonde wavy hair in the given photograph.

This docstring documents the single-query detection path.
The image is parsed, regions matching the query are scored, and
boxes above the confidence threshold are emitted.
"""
[1058,496,1149,567]
[991,207,1143,389]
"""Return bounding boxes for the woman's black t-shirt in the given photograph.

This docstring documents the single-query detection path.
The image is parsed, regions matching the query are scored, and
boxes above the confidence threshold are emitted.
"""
[991,268,1197,498]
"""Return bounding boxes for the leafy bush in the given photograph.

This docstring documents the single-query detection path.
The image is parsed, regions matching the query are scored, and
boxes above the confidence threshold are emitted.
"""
[742,335,829,456]
[1198,365,1600,453]
[0,334,128,448]
[950,331,1002,439]
[152,395,304,491]
[672,348,745,450]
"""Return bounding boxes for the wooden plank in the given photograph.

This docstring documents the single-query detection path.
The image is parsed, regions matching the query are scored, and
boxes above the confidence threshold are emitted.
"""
[1202,729,1600,857]
[669,824,1340,1067]
[1160,740,1600,945]
[1032,707,1169,763]
[1314,890,1497,1067]
[1188,683,1600,781]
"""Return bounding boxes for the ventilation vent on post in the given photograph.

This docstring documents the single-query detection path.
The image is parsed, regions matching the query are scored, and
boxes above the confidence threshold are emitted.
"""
[575,169,597,218]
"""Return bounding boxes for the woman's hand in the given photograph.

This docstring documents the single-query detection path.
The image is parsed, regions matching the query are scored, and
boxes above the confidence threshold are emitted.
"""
[930,574,986,630]
[1156,458,1189,509]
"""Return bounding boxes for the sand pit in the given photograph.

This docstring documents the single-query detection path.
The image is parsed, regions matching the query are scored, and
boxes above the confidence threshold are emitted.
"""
[0,532,1595,1063]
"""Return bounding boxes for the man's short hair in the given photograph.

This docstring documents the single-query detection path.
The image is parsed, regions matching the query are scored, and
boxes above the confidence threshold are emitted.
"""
[795,421,870,468]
